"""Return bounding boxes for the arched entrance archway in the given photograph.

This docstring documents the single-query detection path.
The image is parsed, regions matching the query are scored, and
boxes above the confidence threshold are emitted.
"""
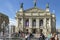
[32,29,36,34]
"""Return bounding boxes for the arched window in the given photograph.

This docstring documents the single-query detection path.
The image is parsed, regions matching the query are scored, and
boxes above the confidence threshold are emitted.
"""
[25,19,29,26]
[39,19,43,26]
[32,19,36,26]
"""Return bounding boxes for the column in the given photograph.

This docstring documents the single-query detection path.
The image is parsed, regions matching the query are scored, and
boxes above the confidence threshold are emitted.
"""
[15,18,19,32]
[53,18,56,32]
[29,18,32,28]
[49,18,51,27]
[18,18,21,31]
[29,18,32,32]
[16,18,18,28]
[22,18,25,31]
[19,18,23,31]
[49,18,51,33]
[43,18,47,36]
[36,18,39,33]
[44,18,46,29]
[36,18,39,28]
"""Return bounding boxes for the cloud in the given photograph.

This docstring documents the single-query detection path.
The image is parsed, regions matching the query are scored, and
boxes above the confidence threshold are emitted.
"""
[9,18,16,26]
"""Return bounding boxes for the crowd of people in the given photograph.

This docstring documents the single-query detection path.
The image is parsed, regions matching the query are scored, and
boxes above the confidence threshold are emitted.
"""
[46,33,59,40]
[13,30,59,40]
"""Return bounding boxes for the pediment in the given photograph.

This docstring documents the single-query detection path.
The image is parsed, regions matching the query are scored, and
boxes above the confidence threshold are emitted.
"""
[24,7,45,13]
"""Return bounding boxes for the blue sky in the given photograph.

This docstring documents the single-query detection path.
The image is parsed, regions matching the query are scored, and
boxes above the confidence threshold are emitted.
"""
[0,0,60,29]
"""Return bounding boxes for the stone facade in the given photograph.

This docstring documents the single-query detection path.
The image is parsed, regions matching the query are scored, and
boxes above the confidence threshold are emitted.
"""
[15,3,56,36]
[0,13,9,31]
[0,13,9,34]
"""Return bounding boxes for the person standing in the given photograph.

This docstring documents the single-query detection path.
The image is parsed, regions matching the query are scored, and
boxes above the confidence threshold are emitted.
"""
[39,29,45,40]
[50,33,59,40]
[25,33,31,40]
[50,33,56,40]
[54,34,59,40]
[47,32,52,40]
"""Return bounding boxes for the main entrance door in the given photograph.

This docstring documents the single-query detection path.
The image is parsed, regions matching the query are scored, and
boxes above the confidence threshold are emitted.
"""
[32,29,36,34]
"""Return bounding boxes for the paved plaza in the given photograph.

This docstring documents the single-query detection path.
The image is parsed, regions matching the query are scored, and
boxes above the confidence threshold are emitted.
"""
[0,34,60,40]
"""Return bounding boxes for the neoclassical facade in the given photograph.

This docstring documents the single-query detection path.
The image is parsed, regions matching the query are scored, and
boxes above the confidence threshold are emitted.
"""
[15,2,56,36]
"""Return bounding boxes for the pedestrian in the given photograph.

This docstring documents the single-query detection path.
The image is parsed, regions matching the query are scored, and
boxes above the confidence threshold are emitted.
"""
[39,29,45,40]
[29,33,34,38]
[47,32,52,40]
[50,33,59,40]
[50,33,56,40]
[54,34,59,40]
[25,33,30,40]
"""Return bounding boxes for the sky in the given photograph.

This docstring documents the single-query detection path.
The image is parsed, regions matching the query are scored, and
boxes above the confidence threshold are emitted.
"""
[0,0,60,29]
